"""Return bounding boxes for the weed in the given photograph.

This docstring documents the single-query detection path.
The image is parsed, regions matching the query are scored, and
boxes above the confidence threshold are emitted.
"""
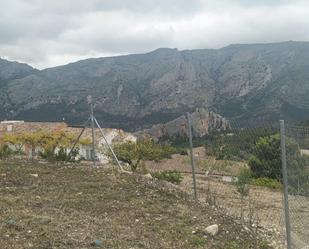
[152,170,183,184]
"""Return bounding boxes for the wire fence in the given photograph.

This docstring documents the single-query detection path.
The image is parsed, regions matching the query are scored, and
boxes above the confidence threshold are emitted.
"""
[163,119,288,246]
[283,124,309,249]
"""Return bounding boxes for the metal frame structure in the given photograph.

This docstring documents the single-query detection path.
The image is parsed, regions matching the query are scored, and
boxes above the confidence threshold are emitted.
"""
[67,102,123,171]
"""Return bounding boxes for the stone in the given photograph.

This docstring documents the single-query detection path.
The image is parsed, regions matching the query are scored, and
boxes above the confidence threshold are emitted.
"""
[144,173,153,180]
[205,224,219,236]
[91,240,103,247]
[7,219,17,226]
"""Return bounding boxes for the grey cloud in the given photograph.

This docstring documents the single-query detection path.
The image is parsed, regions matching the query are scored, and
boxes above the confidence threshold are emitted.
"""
[0,0,309,68]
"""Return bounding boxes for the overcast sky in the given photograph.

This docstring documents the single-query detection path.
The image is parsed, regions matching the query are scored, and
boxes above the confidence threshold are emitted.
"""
[1,0,309,69]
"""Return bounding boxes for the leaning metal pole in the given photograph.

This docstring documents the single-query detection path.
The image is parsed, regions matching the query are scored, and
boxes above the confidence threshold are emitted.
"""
[67,117,90,160]
[90,103,96,167]
[94,117,124,172]
[280,120,292,249]
[187,113,197,200]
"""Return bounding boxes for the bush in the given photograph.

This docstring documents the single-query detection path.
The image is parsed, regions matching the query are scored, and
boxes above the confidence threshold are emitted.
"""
[152,170,183,184]
[250,178,282,190]
[0,145,14,159]
[190,236,207,247]
[248,135,282,180]
[39,147,79,162]
[204,128,276,161]
[235,168,252,196]
[249,134,305,181]
[112,140,175,171]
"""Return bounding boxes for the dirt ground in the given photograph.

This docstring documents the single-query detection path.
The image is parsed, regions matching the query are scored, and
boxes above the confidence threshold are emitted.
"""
[146,150,309,249]
[0,159,273,249]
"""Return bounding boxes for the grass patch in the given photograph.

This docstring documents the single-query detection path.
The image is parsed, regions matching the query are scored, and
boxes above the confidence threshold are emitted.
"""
[152,170,183,184]
[190,236,207,247]
[250,178,282,190]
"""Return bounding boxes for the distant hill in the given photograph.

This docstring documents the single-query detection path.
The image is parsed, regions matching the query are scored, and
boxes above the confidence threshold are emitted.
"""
[1,41,309,130]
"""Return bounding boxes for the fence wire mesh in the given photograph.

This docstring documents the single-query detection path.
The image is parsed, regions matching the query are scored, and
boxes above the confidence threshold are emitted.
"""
[173,120,286,246]
[284,124,309,249]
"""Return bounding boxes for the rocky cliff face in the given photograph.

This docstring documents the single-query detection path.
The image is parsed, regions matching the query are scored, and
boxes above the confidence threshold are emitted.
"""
[1,41,309,130]
[135,109,229,140]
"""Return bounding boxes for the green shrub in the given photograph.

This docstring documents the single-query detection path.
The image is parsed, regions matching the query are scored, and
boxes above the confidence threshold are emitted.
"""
[0,145,14,159]
[235,168,252,196]
[112,140,176,171]
[152,170,183,184]
[204,128,276,161]
[190,236,207,247]
[39,147,79,162]
[248,135,282,180]
[251,178,281,190]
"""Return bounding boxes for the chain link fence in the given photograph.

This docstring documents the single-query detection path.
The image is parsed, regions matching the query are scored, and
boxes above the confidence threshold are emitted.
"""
[282,124,309,249]
[157,119,287,246]
[143,116,309,248]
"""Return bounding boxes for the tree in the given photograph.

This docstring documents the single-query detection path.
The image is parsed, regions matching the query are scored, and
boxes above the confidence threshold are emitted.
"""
[248,135,282,180]
[111,140,175,171]
[248,134,305,182]
[38,130,88,162]
[0,130,90,161]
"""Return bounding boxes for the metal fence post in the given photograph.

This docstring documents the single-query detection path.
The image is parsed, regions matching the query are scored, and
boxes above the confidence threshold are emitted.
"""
[280,120,292,249]
[187,113,197,200]
[90,103,96,167]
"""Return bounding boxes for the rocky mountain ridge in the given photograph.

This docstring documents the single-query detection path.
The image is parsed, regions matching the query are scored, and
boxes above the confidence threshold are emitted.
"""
[1,41,309,131]
[136,109,229,140]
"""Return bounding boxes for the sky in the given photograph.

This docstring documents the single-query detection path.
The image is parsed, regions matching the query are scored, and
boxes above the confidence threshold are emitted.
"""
[0,0,309,69]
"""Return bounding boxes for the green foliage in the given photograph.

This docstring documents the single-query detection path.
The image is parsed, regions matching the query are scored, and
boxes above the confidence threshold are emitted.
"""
[39,147,79,162]
[0,144,14,159]
[235,168,251,197]
[205,128,276,161]
[112,140,175,171]
[159,128,276,160]
[248,134,304,181]
[248,135,282,180]
[152,170,183,184]
[224,241,241,249]
[190,236,207,247]
[224,240,272,249]
[0,130,87,161]
[287,154,309,196]
[250,178,282,190]
[160,134,206,154]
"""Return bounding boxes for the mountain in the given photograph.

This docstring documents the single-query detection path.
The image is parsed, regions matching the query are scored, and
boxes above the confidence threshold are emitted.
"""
[136,108,230,141]
[1,41,309,130]
[0,58,37,118]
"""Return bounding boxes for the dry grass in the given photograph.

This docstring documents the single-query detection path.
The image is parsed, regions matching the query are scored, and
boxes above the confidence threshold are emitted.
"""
[0,160,272,249]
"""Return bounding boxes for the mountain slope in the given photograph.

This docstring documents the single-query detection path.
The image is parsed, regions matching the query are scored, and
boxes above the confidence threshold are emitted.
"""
[1,41,309,130]
[0,58,36,118]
